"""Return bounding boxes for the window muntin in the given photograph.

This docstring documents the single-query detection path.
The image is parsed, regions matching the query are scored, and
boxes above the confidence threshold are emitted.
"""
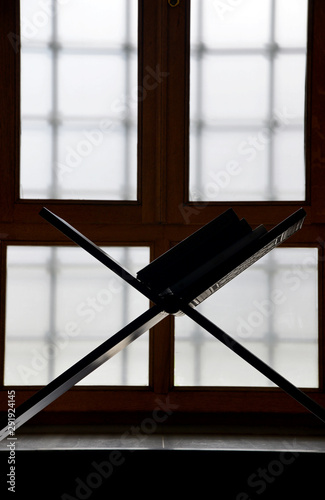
[175,248,318,388]
[189,0,308,202]
[4,245,150,386]
[19,0,138,200]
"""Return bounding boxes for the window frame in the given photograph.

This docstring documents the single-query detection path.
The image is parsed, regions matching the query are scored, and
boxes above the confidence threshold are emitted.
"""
[0,0,324,430]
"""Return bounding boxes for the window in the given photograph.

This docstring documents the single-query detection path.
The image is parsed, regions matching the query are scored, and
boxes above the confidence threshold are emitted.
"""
[175,247,318,388]
[20,0,138,200]
[190,0,308,201]
[1,0,325,429]
[5,245,150,386]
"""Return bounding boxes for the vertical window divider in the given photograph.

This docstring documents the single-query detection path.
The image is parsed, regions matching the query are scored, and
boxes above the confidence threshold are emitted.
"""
[0,1,19,220]
[165,0,191,223]
[266,0,276,200]
[305,0,315,208]
[49,0,59,199]
[47,247,58,382]
[139,0,168,224]
[124,0,133,202]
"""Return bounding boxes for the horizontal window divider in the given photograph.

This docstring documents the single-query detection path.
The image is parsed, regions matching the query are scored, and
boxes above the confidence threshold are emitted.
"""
[173,204,314,228]
[1,218,324,247]
[190,46,306,57]
[175,336,317,344]
[9,203,143,226]
[21,115,136,124]
[1,388,324,420]
[21,44,137,56]
[190,122,304,131]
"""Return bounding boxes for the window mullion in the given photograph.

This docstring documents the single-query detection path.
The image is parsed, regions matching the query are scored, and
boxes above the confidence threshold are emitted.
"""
[165,0,191,223]
[0,1,18,221]
[139,0,169,224]
[50,0,59,198]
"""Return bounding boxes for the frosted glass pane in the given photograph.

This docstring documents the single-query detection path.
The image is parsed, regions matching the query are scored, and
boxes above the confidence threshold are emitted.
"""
[176,335,271,387]
[129,52,139,122]
[4,246,150,386]
[21,50,52,116]
[190,0,308,202]
[273,130,305,200]
[275,0,308,47]
[190,127,306,202]
[190,129,270,202]
[274,54,306,119]
[175,248,318,388]
[58,55,125,118]
[20,0,53,44]
[57,0,126,46]
[5,342,55,386]
[56,124,137,199]
[20,0,138,201]
[197,0,271,48]
[201,56,269,122]
[5,248,52,339]
[20,123,53,198]
[53,336,149,386]
[128,0,138,49]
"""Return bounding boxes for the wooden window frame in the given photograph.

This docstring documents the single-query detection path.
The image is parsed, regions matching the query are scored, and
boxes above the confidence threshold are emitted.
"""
[0,0,325,430]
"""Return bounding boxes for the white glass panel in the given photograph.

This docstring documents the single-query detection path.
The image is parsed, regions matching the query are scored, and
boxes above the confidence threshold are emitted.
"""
[5,341,54,386]
[275,0,308,47]
[129,0,138,49]
[190,0,308,202]
[190,129,270,203]
[20,0,138,201]
[20,123,53,198]
[4,245,150,386]
[175,248,318,388]
[201,55,269,122]
[198,0,271,48]
[5,247,52,339]
[129,52,139,122]
[21,50,52,116]
[58,54,125,118]
[274,54,306,119]
[20,0,53,44]
[175,333,271,387]
[56,124,136,200]
[273,130,305,200]
[57,0,126,46]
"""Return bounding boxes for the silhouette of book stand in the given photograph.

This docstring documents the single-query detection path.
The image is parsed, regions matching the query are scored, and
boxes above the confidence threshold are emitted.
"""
[1,206,325,441]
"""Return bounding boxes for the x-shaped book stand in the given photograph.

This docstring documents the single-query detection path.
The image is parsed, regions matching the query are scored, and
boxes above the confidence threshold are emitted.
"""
[1,207,325,441]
